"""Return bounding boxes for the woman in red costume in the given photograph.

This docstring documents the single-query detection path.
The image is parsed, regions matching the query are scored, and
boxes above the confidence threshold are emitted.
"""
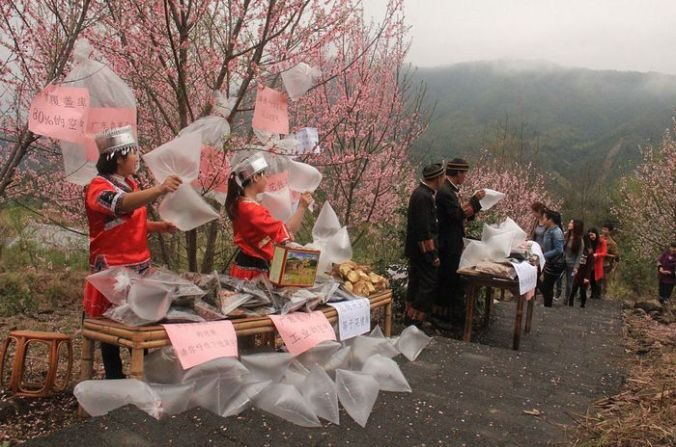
[225,153,312,280]
[84,125,181,379]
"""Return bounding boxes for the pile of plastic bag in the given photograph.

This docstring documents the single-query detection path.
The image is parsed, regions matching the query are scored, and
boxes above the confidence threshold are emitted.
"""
[75,324,432,427]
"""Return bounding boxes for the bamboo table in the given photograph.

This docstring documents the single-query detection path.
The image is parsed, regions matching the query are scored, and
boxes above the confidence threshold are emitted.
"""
[80,290,392,381]
[459,272,534,350]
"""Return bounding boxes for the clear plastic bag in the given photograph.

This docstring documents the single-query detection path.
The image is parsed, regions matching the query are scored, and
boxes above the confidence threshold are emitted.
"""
[241,352,294,383]
[60,39,137,185]
[335,369,379,428]
[103,303,156,327]
[281,62,321,100]
[144,347,185,384]
[301,365,339,425]
[287,159,322,192]
[177,92,233,148]
[259,186,293,222]
[150,382,195,418]
[74,379,161,419]
[157,184,220,231]
[182,357,248,382]
[127,280,172,321]
[325,226,353,264]
[312,202,341,241]
[282,360,310,387]
[459,239,491,269]
[396,325,432,362]
[143,132,202,184]
[253,383,321,427]
[188,375,243,416]
[322,346,351,377]
[221,380,271,418]
[295,340,342,369]
[86,267,140,305]
[361,354,411,393]
[349,334,400,369]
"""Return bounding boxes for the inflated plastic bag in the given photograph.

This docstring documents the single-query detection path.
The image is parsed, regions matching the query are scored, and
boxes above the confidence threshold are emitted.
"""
[301,365,339,425]
[312,202,341,241]
[150,382,195,418]
[478,189,505,211]
[335,369,379,428]
[361,354,411,393]
[260,187,293,222]
[253,383,321,427]
[459,240,491,269]
[282,360,310,387]
[178,92,233,148]
[60,39,137,185]
[143,132,202,183]
[182,357,248,382]
[241,352,294,383]
[287,159,322,192]
[296,340,341,369]
[281,62,321,100]
[103,303,156,327]
[349,335,400,369]
[74,379,161,418]
[127,280,171,321]
[396,325,432,362]
[221,380,271,418]
[322,346,351,376]
[189,375,243,415]
[370,325,385,338]
[158,184,220,231]
[144,347,185,384]
[325,226,353,264]
[86,267,140,305]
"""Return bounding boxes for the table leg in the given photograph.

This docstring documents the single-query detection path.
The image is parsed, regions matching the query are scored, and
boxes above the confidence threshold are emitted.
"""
[130,348,144,380]
[79,336,94,381]
[384,300,393,337]
[463,284,476,342]
[525,296,534,334]
[513,291,525,350]
[484,287,493,327]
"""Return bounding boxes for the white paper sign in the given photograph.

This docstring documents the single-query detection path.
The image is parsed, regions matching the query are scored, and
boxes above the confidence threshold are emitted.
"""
[294,127,319,155]
[478,188,505,211]
[329,298,370,341]
[510,261,538,295]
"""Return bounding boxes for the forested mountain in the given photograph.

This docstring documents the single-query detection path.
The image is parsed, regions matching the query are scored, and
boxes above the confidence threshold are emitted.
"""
[412,60,676,199]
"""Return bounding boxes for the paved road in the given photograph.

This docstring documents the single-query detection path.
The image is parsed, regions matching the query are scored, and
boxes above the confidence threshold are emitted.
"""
[25,298,625,447]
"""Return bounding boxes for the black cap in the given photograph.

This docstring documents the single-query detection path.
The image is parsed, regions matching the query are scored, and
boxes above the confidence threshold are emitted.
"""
[446,158,469,173]
[423,163,444,180]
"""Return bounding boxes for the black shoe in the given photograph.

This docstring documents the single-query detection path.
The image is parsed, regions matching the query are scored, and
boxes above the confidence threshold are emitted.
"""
[429,316,454,331]
[580,303,585,308]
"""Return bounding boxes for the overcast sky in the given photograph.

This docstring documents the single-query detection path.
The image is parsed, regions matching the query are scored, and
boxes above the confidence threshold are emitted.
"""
[366,0,676,74]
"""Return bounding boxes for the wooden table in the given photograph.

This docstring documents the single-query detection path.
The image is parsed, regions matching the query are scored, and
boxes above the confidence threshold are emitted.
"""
[80,290,392,381]
[459,272,534,350]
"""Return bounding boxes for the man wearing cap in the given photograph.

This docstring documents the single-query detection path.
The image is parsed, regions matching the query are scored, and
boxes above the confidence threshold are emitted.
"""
[404,163,446,327]
[84,126,182,379]
[434,158,485,326]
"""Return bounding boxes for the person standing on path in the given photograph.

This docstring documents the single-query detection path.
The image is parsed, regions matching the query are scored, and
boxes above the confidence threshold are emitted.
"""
[404,163,446,327]
[569,234,594,307]
[84,126,181,379]
[657,242,676,307]
[601,223,619,297]
[529,202,547,248]
[589,228,607,299]
[563,219,585,302]
[539,209,565,307]
[433,158,485,326]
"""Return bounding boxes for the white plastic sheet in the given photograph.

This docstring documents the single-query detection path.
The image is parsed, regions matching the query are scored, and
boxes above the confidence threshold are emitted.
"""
[396,325,432,362]
[74,379,161,419]
[259,186,293,222]
[241,352,294,383]
[478,189,505,211]
[325,226,353,264]
[221,380,271,417]
[86,267,140,305]
[312,202,341,241]
[150,382,195,418]
[349,335,400,369]
[158,184,220,231]
[144,347,185,384]
[127,280,172,321]
[281,63,321,100]
[287,159,322,192]
[143,132,202,183]
[335,369,379,428]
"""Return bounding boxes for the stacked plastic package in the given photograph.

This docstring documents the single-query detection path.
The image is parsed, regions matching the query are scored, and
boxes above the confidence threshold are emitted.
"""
[75,325,432,428]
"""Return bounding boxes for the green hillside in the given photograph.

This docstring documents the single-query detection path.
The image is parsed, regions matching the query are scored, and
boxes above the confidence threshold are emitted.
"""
[412,60,676,194]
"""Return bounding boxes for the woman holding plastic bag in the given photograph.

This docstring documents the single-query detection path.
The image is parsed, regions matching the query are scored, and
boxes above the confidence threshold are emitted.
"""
[83,126,181,379]
[225,153,313,280]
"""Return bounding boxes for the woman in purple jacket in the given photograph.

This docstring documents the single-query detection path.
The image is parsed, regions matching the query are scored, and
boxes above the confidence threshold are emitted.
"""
[657,242,676,305]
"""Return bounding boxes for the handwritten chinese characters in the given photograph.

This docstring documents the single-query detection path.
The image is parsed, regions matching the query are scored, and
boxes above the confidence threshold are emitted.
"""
[28,85,90,143]
[269,311,336,355]
[329,298,371,340]
[252,86,289,134]
[163,320,238,369]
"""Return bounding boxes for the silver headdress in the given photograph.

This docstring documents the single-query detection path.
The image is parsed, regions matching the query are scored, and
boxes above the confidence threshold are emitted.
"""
[232,153,268,187]
[95,125,138,160]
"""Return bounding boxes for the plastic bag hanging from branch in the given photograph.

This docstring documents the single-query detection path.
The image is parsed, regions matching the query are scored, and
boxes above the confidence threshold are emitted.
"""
[60,39,137,185]
[281,63,322,100]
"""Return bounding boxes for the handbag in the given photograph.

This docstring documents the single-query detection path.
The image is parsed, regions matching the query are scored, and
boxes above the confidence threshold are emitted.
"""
[543,253,566,276]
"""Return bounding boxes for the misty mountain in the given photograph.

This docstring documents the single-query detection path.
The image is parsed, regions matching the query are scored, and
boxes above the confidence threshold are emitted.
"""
[411,60,676,193]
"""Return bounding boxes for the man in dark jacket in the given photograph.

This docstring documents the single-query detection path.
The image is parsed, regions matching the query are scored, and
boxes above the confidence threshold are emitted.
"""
[434,158,485,326]
[404,163,446,326]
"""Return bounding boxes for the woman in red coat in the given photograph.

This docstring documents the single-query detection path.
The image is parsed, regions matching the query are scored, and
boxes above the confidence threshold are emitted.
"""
[588,228,607,299]
[225,153,312,280]
[84,126,181,378]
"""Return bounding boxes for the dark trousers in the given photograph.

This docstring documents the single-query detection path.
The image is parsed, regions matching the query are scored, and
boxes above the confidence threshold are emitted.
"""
[659,282,674,302]
[568,283,588,307]
[101,343,124,379]
[590,275,601,299]
[406,257,438,321]
[435,249,464,321]
[540,272,559,307]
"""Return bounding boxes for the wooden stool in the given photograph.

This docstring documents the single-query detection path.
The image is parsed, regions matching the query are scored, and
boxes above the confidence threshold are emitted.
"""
[0,330,73,397]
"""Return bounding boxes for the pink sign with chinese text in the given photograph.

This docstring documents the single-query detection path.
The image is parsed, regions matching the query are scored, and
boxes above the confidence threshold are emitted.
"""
[83,107,137,161]
[252,86,289,134]
[28,85,90,143]
[163,320,238,369]
[265,171,289,192]
[269,311,336,355]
